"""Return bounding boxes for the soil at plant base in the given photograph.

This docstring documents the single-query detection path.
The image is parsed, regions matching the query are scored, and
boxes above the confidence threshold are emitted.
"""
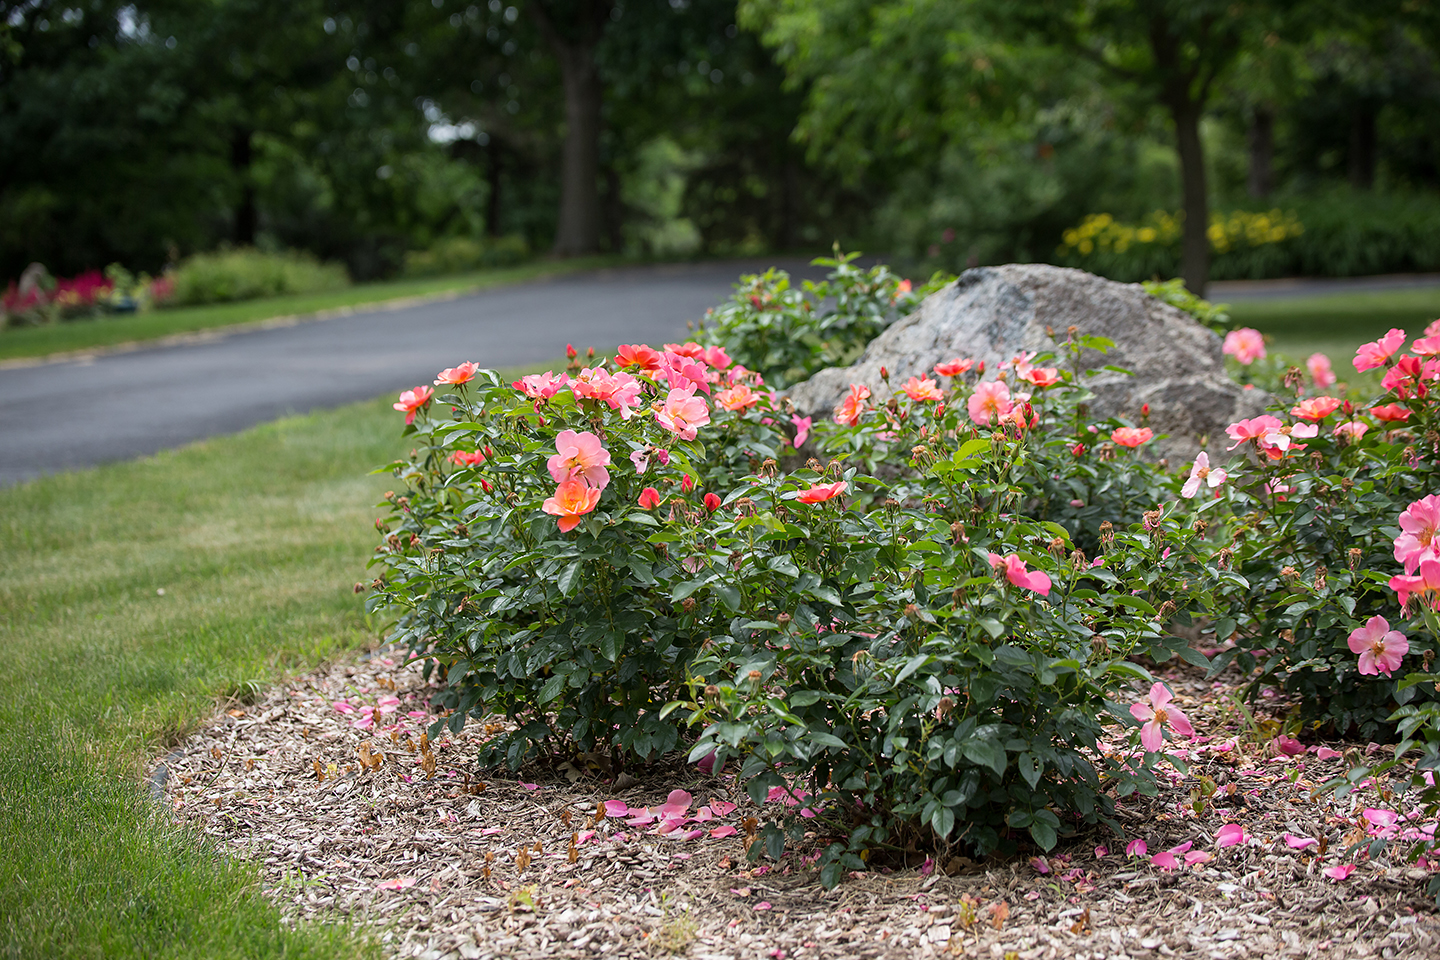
[153,651,1440,960]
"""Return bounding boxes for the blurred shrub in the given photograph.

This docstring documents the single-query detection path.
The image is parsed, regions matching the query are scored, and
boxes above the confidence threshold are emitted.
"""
[1140,278,1234,333]
[401,236,530,278]
[167,247,350,306]
[1057,188,1440,281]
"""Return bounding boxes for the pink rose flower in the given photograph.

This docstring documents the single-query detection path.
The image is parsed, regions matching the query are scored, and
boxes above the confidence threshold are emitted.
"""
[791,415,812,448]
[934,358,973,377]
[986,552,1051,596]
[1111,426,1154,448]
[434,361,479,385]
[833,383,871,427]
[1306,352,1336,389]
[655,386,711,440]
[513,371,569,400]
[1353,328,1407,371]
[1222,328,1266,365]
[967,380,1012,426]
[393,385,434,424]
[901,376,944,403]
[547,429,612,490]
[1347,615,1408,677]
[1290,396,1342,421]
[1394,494,1440,574]
[1129,682,1195,753]
[796,481,848,504]
[1181,452,1227,499]
[542,479,602,532]
[570,366,644,419]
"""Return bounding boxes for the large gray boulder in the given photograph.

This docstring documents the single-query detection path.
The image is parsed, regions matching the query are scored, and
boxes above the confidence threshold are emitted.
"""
[787,264,1268,463]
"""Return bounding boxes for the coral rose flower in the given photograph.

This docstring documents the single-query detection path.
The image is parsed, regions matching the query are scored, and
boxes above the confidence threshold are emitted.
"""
[1306,352,1336,389]
[715,383,760,411]
[547,429,612,490]
[637,486,662,509]
[655,386,711,440]
[701,345,732,369]
[967,380,1012,425]
[986,552,1051,595]
[1021,366,1062,388]
[571,366,643,419]
[615,343,664,374]
[1390,556,1440,614]
[796,481,847,504]
[513,371,569,400]
[901,376,944,403]
[542,479,602,532]
[1354,328,1407,371]
[1371,403,1411,422]
[1129,682,1194,753]
[1395,494,1440,574]
[660,351,711,395]
[934,357,974,377]
[449,449,486,467]
[393,385,434,424]
[664,341,706,360]
[833,383,871,427]
[435,361,479,386]
[1181,452,1226,499]
[1222,328,1266,365]
[1347,615,1409,677]
[1111,426,1154,448]
[1290,396,1341,421]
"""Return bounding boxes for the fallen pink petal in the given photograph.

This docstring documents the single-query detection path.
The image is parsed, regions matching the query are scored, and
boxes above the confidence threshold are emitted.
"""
[1324,864,1358,880]
[1285,834,1318,850]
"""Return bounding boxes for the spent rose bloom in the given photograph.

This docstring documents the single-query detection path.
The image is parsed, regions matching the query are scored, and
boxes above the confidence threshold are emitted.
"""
[1181,452,1227,499]
[1390,556,1440,614]
[1111,426,1154,448]
[901,376,944,403]
[1222,328,1266,365]
[547,430,612,490]
[1290,396,1342,421]
[967,380,1013,425]
[1307,352,1336,389]
[615,343,664,373]
[934,357,974,377]
[513,371,569,400]
[1354,328,1407,371]
[542,479,602,532]
[393,385,434,424]
[987,552,1051,595]
[1395,494,1440,574]
[833,383,871,427]
[655,386,711,440]
[795,481,848,504]
[715,383,760,411]
[1129,682,1195,753]
[1347,615,1408,677]
[435,361,479,386]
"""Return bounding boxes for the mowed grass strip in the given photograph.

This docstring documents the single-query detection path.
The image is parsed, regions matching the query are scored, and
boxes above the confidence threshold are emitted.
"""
[0,257,615,363]
[0,392,434,958]
[1229,286,1440,363]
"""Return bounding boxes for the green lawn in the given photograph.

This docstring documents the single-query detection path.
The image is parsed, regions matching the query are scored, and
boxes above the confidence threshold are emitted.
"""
[0,258,615,363]
[1228,286,1440,364]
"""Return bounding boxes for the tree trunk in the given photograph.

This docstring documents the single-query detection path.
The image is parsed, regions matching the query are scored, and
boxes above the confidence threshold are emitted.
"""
[485,137,502,238]
[1169,99,1210,295]
[231,128,257,246]
[1349,103,1377,190]
[531,1,611,258]
[1247,106,1274,200]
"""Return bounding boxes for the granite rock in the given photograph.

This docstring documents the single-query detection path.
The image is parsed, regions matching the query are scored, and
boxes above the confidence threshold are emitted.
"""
[786,263,1268,462]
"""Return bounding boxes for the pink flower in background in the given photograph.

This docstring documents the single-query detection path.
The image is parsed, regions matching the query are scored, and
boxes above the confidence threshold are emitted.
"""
[1428,319,1440,337]
[542,479,601,532]
[1222,328,1266,365]
[1412,336,1440,356]
[1216,824,1248,847]
[702,345,733,369]
[393,385,433,424]
[1347,616,1409,677]
[833,383,871,427]
[901,376,944,402]
[435,361,479,386]
[1291,396,1342,421]
[1390,557,1440,614]
[655,386,711,440]
[1334,420,1369,442]
[547,430,612,489]
[1354,328,1407,371]
[791,415,812,448]
[1130,682,1194,753]
[987,553,1051,595]
[796,481,848,504]
[967,380,1013,425]
[513,371,568,400]
[1111,426,1154,448]
[1181,452,1227,499]
[1394,494,1440,573]
[1307,352,1336,389]
[934,357,973,377]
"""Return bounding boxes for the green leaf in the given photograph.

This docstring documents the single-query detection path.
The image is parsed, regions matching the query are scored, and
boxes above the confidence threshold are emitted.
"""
[962,738,1007,776]
[538,674,565,704]
[1029,819,1058,851]
[711,582,742,612]
[672,579,708,602]
[807,731,848,750]
[557,561,582,598]
[977,617,1005,640]
[600,631,623,663]
[1019,752,1042,789]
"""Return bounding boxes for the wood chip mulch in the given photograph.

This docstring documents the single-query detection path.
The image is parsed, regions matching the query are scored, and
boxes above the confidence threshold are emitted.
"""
[152,650,1440,960]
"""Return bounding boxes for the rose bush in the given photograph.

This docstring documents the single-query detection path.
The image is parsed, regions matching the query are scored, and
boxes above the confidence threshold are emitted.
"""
[367,326,1223,884]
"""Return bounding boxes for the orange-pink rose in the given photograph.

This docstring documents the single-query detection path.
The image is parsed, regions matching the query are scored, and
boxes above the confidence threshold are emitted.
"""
[542,479,602,532]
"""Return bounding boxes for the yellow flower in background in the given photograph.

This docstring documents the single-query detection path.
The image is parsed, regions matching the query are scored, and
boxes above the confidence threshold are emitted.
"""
[1059,208,1302,258]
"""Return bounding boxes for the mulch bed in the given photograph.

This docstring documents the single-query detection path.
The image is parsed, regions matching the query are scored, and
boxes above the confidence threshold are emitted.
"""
[153,650,1440,960]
